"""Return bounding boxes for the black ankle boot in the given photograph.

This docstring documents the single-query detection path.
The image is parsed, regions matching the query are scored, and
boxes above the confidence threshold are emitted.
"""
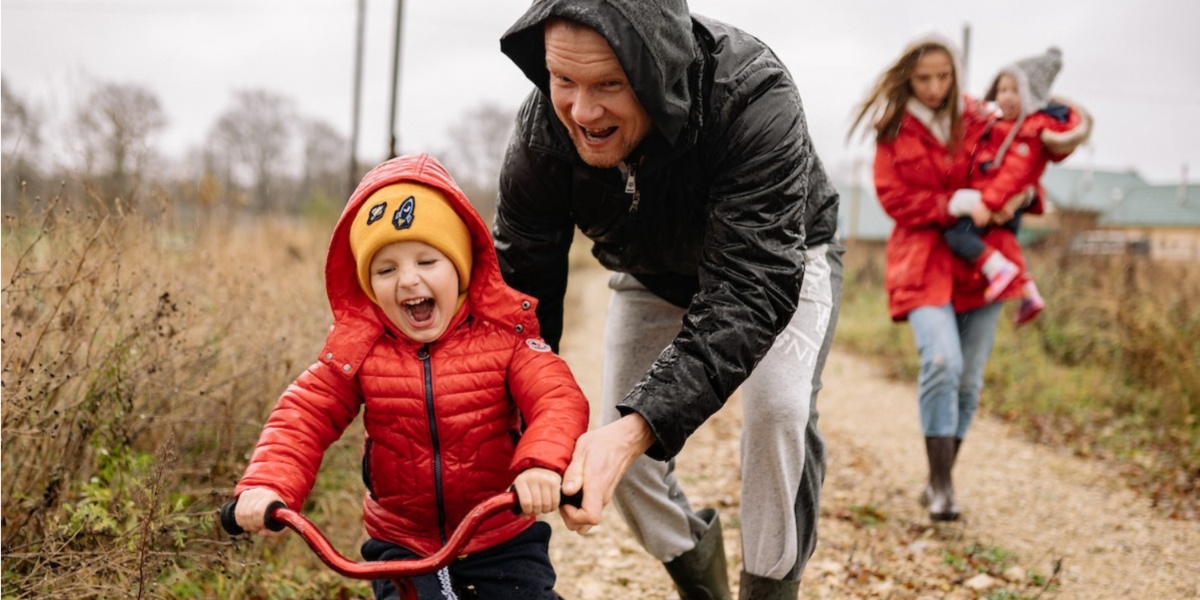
[663,507,733,600]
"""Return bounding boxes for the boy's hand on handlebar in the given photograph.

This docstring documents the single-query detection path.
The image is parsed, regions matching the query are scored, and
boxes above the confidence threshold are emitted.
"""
[512,468,563,516]
[235,488,286,537]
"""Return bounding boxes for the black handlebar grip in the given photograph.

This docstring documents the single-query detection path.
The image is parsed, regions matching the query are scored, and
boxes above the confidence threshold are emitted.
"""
[506,488,584,515]
[560,490,583,509]
[220,499,287,535]
[220,500,243,535]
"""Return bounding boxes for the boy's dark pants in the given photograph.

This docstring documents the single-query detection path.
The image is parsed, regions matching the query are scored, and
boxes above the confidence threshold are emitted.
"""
[361,521,557,600]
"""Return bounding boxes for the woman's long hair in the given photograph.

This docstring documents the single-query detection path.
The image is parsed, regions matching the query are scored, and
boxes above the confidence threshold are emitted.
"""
[849,37,964,153]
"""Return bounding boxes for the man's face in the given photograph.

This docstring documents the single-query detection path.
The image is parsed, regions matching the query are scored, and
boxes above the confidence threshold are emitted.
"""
[544,20,653,168]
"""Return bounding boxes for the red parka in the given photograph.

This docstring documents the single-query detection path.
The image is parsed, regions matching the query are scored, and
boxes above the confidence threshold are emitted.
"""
[952,104,1091,313]
[873,97,989,321]
[235,153,590,556]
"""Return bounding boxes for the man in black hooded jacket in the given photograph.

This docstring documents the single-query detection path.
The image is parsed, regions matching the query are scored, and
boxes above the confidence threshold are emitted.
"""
[494,1,842,598]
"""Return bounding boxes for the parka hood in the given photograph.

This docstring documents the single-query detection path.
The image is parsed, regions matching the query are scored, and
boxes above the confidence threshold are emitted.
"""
[1039,98,1093,156]
[321,154,540,373]
[499,0,695,146]
[902,31,967,115]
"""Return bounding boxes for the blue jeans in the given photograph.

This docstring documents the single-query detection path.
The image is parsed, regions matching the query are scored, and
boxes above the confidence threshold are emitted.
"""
[907,302,1003,439]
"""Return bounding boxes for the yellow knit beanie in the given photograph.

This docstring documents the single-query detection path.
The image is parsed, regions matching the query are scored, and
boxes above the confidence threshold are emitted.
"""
[349,183,473,304]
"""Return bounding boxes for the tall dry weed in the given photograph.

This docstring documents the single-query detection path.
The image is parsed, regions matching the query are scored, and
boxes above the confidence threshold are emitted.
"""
[2,192,334,596]
[1036,251,1200,421]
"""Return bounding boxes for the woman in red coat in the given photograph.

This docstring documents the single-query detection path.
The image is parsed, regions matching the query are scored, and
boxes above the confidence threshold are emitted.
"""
[232,153,589,599]
[849,34,1002,522]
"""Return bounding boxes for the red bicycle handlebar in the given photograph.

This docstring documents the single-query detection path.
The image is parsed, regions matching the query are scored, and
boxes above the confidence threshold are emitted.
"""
[219,489,581,598]
[280,492,517,580]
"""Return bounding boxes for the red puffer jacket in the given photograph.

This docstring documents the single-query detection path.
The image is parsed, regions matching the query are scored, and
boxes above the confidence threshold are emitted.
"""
[235,154,590,556]
[953,103,1090,313]
[873,99,989,321]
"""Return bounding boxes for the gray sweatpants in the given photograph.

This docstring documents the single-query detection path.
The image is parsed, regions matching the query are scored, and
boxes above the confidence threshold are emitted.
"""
[602,243,843,581]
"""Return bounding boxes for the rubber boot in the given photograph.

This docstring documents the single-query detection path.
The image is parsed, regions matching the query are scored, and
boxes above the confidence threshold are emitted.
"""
[919,438,961,507]
[738,571,799,600]
[924,436,961,521]
[663,507,733,600]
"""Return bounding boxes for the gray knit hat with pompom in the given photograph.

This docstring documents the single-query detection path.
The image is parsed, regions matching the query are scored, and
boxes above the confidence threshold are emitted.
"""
[987,47,1063,114]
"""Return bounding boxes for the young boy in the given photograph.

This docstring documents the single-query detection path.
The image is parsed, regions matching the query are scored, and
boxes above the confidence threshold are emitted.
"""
[233,153,590,599]
[946,47,1091,324]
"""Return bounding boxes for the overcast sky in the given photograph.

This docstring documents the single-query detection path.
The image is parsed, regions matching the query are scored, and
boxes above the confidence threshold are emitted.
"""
[4,0,1199,185]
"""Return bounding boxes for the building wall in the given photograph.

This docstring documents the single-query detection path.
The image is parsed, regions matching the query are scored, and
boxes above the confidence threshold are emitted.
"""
[1148,229,1200,263]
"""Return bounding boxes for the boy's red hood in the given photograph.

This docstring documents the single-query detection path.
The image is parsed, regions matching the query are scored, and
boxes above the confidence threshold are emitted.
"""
[320,153,541,375]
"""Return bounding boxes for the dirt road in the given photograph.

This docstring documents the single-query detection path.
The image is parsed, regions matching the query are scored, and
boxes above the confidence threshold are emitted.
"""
[549,262,1200,599]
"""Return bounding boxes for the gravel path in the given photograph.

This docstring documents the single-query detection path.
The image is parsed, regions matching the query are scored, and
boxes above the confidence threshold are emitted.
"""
[549,262,1200,599]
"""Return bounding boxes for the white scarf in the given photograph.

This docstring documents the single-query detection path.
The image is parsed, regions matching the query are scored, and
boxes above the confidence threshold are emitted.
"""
[905,97,952,145]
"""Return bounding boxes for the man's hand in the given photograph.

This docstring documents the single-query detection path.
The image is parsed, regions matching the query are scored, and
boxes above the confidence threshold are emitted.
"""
[559,413,656,535]
[234,487,285,537]
[512,467,563,515]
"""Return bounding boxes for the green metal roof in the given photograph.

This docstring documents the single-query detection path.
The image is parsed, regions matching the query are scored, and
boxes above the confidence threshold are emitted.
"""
[1098,184,1200,228]
[1041,165,1148,213]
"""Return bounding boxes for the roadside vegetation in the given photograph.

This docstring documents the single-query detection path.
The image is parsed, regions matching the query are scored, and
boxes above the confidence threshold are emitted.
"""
[1,193,359,597]
[834,239,1200,521]
[2,185,1195,596]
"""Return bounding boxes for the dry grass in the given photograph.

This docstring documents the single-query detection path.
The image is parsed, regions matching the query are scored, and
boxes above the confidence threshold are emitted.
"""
[3,192,1196,596]
[836,240,1200,521]
[2,194,337,597]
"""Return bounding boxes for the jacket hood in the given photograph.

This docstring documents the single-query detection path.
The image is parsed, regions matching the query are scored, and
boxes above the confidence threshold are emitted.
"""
[1039,97,1093,156]
[323,154,540,369]
[499,0,695,146]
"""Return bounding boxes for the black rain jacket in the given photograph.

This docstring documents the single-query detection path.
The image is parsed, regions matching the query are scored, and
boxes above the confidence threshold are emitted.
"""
[495,0,839,460]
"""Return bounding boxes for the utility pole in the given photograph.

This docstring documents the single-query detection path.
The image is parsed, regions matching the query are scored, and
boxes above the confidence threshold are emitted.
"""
[848,158,862,243]
[961,22,971,92]
[348,0,366,195]
[388,0,405,159]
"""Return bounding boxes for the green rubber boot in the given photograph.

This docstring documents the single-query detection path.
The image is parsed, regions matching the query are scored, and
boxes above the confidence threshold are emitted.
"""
[663,507,733,600]
[737,570,799,599]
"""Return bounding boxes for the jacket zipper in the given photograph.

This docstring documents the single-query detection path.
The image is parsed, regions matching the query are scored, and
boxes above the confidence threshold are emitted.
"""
[621,160,641,213]
[418,344,449,545]
[362,438,375,500]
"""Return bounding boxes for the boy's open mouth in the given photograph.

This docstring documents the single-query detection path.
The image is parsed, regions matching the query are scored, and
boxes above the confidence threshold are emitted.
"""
[403,297,435,323]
